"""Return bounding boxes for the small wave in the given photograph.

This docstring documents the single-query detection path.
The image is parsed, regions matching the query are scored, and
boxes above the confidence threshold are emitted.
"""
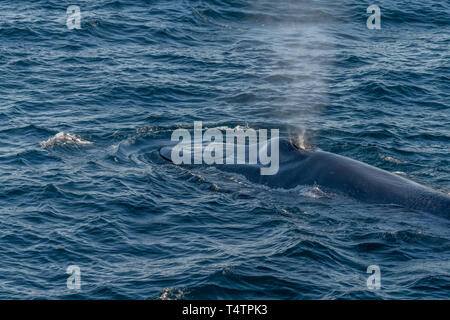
[40,132,92,149]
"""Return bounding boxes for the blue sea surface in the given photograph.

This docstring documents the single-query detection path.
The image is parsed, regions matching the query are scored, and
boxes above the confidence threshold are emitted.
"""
[0,0,449,299]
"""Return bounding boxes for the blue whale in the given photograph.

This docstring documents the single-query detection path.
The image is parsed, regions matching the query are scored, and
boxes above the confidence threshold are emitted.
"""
[159,138,450,218]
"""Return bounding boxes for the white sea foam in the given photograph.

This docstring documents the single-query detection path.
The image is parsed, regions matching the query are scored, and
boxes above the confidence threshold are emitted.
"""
[159,287,187,300]
[40,132,92,149]
[305,185,332,199]
[381,154,404,164]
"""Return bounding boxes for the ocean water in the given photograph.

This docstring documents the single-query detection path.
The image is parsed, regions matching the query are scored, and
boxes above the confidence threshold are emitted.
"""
[0,0,449,299]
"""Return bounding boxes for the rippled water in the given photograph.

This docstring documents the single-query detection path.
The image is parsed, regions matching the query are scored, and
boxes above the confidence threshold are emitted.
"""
[0,0,449,299]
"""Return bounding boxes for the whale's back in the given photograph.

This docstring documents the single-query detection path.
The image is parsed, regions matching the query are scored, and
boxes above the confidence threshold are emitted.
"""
[304,150,450,218]
[159,138,450,218]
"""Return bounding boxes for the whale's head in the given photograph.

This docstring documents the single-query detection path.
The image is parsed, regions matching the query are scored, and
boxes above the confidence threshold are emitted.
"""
[159,137,310,165]
[158,137,312,186]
